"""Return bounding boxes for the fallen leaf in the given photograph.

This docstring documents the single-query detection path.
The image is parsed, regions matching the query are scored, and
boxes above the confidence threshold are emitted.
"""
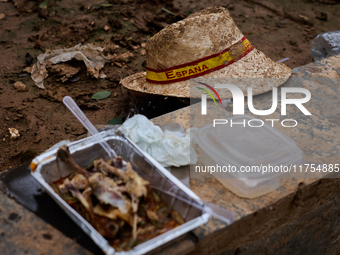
[101,3,113,7]
[161,7,175,16]
[92,90,111,100]
[39,0,48,9]
[0,13,5,20]
[108,117,123,125]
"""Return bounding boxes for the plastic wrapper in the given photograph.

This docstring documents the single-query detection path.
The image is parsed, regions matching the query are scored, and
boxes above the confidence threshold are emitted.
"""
[31,44,112,89]
[118,115,197,167]
[311,31,340,62]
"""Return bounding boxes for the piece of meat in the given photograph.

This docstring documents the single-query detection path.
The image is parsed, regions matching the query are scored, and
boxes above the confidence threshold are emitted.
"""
[125,162,149,213]
[124,163,149,239]
[92,215,121,239]
[94,158,127,179]
[110,156,123,168]
[89,172,129,213]
[146,209,159,222]
[71,174,89,190]
[57,145,91,178]
[93,204,134,227]
[89,172,117,189]
[63,180,91,211]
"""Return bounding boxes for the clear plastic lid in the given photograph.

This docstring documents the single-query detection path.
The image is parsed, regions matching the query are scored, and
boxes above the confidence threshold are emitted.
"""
[194,115,302,178]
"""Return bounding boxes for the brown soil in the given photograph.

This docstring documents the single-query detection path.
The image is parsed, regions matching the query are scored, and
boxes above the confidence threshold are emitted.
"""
[1,0,340,171]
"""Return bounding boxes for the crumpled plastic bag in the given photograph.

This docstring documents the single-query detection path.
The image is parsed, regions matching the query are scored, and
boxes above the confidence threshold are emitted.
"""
[118,114,197,167]
[311,31,340,62]
[31,44,112,89]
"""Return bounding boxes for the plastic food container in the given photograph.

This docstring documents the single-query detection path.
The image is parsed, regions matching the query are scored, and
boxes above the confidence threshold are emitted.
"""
[194,115,302,198]
[30,130,210,255]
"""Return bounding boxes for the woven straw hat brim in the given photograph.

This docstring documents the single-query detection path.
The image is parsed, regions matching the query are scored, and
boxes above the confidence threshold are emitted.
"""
[121,49,292,98]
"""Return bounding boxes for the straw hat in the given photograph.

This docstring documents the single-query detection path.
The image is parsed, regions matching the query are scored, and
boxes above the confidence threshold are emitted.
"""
[121,7,291,98]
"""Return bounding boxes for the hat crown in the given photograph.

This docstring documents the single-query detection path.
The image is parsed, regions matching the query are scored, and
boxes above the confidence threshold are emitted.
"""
[145,7,244,70]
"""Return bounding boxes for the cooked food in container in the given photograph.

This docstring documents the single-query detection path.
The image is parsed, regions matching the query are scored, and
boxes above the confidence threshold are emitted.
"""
[30,132,210,255]
[52,145,185,251]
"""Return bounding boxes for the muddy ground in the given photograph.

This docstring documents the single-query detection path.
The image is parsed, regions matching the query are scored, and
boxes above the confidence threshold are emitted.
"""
[0,0,340,170]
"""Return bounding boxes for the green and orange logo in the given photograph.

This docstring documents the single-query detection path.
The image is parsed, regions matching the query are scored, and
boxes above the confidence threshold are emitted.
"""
[197,82,222,106]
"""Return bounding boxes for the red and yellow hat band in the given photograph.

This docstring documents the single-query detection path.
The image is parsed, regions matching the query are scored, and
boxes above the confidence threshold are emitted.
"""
[146,36,254,84]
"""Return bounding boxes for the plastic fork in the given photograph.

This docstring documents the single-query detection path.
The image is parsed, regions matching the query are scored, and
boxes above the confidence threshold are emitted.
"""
[62,96,117,159]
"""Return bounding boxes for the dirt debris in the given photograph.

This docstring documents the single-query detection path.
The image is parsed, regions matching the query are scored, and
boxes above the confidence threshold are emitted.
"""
[48,63,81,83]
[315,11,328,21]
[13,82,27,92]
[8,128,20,140]
[140,49,146,56]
